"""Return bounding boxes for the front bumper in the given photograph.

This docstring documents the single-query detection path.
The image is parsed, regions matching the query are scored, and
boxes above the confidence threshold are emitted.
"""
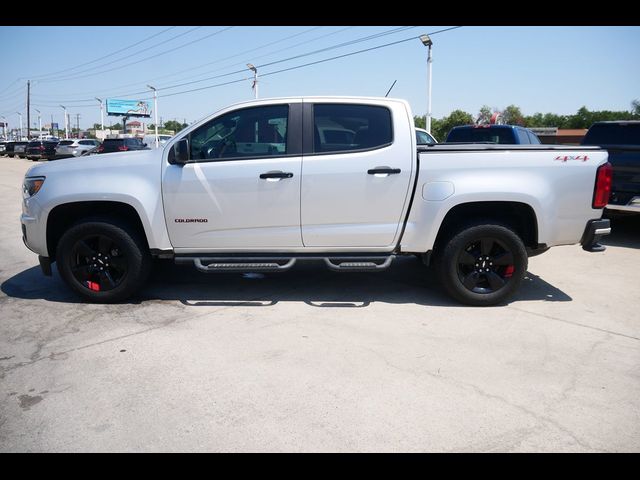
[580,218,611,252]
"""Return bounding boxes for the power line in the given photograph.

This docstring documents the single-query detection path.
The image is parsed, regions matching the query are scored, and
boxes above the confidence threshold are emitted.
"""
[26,26,334,102]
[29,26,178,80]
[158,27,462,99]
[39,27,234,84]
[103,26,421,98]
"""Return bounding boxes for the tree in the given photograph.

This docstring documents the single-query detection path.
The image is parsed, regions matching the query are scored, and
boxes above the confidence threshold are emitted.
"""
[164,120,188,133]
[633,99,640,115]
[413,115,426,129]
[432,109,474,141]
[501,105,524,125]
[477,105,492,125]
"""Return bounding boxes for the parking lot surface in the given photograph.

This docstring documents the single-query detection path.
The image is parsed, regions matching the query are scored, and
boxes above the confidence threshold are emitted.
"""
[0,157,638,452]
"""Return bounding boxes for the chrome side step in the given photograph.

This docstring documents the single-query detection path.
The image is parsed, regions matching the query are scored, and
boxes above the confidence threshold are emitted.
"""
[175,254,395,273]
[324,256,394,271]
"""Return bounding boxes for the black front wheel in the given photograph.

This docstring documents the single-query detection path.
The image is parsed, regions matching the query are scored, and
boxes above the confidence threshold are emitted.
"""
[56,218,151,303]
[435,223,528,306]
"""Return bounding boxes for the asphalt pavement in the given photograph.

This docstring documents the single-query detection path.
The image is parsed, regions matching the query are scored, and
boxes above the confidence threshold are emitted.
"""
[0,157,638,452]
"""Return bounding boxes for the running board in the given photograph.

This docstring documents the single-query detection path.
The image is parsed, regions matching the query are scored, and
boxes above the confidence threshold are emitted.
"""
[324,256,393,271]
[175,254,395,273]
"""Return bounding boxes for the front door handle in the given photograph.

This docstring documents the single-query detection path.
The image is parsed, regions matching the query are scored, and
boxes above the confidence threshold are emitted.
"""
[367,167,401,175]
[260,171,294,180]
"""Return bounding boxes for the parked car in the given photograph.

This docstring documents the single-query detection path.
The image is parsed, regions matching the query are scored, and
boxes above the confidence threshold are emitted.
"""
[445,124,541,144]
[581,121,640,215]
[416,128,437,145]
[142,134,173,148]
[21,96,610,306]
[97,137,148,153]
[56,139,101,158]
[26,139,60,161]
[4,141,15,157]
[12,141,30,158]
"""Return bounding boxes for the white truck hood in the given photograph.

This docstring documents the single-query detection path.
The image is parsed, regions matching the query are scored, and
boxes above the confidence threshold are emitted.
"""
[26,149,162,178]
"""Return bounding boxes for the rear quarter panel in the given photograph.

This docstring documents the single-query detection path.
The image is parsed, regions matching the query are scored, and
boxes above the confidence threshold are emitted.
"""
[400,148,609,252]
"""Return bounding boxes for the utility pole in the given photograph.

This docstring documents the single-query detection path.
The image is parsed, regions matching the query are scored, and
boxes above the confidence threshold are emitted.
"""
[95,98,104,132]
[51,114,54,137]
[16,112,22,140]
[419,34,434,134]
[26,80,31,140]
[76,113,81,138]
[147,84,158,148]
[35,109,41,139]
[60,105,68,139]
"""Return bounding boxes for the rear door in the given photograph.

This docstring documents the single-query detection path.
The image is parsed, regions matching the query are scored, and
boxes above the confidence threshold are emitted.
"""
[300,100,414,248]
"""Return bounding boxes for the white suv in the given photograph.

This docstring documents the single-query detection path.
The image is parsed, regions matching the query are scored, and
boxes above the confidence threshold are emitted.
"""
[55,139,101,158]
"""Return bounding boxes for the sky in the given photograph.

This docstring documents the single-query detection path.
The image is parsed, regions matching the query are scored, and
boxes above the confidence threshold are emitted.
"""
[0,25,638,131]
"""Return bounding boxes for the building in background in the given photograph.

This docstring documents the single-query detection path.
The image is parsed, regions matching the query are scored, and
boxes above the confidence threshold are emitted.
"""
[530,127,588,145]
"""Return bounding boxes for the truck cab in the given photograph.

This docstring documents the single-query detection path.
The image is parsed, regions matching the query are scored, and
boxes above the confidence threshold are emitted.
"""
[445,124,541,144]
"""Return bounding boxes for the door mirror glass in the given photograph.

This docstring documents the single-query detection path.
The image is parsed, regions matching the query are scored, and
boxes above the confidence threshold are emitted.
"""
[169,138,190,164]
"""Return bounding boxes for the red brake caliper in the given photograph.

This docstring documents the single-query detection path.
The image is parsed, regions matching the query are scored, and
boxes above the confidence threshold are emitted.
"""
[85,281,101,291]
[504,265,515,278]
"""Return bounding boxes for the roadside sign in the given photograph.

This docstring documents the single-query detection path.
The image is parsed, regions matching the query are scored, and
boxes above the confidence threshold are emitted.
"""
[106,99,151,118]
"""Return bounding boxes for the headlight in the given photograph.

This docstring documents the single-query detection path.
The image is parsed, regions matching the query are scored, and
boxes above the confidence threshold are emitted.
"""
[23,176,46,198]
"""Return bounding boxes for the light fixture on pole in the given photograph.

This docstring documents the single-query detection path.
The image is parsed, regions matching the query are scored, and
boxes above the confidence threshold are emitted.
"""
[247,63,258,99]
[419,34,433,135]
[147,85,159,149]
[35,109,41,139]
[60,105,68,139]
[95,97,104,132]
[16,112,23,140]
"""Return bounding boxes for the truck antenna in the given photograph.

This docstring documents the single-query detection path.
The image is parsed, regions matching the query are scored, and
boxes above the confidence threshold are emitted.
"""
[384,80,397,98]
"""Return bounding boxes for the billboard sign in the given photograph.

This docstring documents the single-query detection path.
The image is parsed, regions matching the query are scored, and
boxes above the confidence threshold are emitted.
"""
[51,123,59,130]
[106,98,151,118]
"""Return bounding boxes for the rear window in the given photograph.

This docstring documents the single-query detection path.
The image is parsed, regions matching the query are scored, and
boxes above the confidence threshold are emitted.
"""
[446,127,516,144]
[59,140,75,146]
[28,141,41,146]
[582,123,640,145]
[103,139,124,144]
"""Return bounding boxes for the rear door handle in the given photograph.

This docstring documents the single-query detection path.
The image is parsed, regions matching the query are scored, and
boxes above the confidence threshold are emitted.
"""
[367,167,401,175]
[260,171,294,180]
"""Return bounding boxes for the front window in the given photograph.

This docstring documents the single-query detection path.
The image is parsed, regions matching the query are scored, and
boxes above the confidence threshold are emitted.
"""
[189,105,289,161]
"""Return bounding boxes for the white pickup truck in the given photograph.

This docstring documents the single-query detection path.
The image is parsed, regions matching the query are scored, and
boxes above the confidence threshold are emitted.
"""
[20,97,612,306]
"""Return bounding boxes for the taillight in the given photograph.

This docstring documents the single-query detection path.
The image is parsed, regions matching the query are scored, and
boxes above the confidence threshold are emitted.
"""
[97,145,104,152]
[118,145,129,151]
[38,146,45,151]
[592,162,612,209]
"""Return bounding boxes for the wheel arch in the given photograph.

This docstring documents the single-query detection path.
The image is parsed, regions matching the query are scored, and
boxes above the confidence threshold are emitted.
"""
[46,201,149,262]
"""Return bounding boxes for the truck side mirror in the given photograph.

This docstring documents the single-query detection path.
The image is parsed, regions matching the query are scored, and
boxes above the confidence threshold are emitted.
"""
[168,138,189,165]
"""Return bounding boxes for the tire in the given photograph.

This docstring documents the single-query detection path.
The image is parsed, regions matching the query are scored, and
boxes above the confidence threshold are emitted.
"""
[56,217,151,303]
[434,222,528,306]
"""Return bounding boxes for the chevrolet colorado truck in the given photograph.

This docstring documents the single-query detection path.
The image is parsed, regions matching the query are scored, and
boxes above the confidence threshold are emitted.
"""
[20,97,612,306]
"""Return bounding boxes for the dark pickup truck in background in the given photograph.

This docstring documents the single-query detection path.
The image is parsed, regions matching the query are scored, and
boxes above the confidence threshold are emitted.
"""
[445,124,541,144]
[582,121,640,215]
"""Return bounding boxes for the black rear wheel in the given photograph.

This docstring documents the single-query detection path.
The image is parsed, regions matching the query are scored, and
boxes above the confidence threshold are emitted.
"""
[57,218,151,303]
[435,223,527,306]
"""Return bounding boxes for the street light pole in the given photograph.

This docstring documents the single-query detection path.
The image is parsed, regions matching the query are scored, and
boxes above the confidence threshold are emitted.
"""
[247,63,258,99]
[147,85,158,148]
[60,105,68,139]
[16,112,22,140]
[95,97,104,132]
[419,34,433,135]
[0,116,6,140]
[35,109,41,139]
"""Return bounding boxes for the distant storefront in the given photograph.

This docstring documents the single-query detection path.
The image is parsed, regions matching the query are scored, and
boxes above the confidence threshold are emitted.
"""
[530,127,588,145]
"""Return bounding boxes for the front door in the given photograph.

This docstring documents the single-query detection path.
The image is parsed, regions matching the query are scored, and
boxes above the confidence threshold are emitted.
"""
[163,103,303,249]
